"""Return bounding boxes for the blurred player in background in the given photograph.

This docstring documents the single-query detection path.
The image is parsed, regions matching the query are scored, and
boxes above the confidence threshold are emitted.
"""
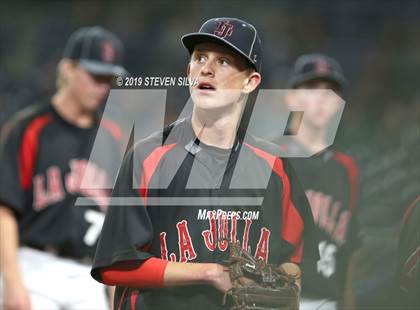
[276,54,360,309]
[397,196,420,309]
[0,26,126,310]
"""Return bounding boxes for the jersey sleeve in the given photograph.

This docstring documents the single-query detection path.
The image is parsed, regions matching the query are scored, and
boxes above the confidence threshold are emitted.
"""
[0,122,26,215]
[91,145,154,283]
[282,158,320,265]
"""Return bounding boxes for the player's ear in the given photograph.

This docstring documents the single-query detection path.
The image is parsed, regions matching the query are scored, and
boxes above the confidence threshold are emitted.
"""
[243,71,261,94]
[187,63,191,78]
[56,59,76,89]
[58,59,77,81]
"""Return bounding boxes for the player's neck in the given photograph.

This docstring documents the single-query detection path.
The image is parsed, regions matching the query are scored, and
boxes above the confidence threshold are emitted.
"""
[191,105,243,149]
[52,90,96,128]
[293,123,328,154]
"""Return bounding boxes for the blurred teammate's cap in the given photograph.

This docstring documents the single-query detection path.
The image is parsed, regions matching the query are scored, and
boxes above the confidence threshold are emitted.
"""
[288,54,347,89]
[182,17,262,72]
[63,26,127,76]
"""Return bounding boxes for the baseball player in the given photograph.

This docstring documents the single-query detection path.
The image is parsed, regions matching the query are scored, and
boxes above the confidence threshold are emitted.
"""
[91,17,319,310]
[278,54,360,309]
[397,196,420,309]
[0,26,126,310]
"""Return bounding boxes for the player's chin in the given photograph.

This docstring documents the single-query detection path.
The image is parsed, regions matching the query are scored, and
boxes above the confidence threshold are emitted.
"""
[83,99,104,112]
[192,90,240,109]
[191,92,219,108]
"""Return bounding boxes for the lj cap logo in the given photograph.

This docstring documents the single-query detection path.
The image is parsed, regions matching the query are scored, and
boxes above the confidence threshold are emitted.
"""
[314,59,329,74]
[214,21,234,38]
[101,41,115,63]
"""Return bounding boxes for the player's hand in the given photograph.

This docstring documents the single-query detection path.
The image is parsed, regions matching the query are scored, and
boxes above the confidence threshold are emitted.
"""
[2,280,31,310]
[207,263,233,292]
[238,276,256,286]
[207,264,256,292]
[279,262,302,292]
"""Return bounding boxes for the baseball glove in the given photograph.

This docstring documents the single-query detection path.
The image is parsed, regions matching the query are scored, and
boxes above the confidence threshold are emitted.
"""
[222,241,300,310]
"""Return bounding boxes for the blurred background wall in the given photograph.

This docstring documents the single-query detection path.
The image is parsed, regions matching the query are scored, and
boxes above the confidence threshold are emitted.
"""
[1,1,419,308]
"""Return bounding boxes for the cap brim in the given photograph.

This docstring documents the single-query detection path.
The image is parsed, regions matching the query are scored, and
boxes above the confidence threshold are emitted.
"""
[181,33,257,71]
[289,71,348,89]
[79,60,128,77]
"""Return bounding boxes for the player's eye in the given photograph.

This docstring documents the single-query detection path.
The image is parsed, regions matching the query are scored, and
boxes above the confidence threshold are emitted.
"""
[194,54,207,63]
[219,58,230,66]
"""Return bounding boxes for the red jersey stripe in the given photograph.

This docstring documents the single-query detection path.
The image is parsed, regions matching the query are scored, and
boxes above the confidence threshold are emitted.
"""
[245,143,304,263]
[19,114,53,190]
[402,196,420,226]
[290,240,304,264]
[130,290,139,310]
[101,118,123,141]
[139,143,177,205]
[334,152,359,213]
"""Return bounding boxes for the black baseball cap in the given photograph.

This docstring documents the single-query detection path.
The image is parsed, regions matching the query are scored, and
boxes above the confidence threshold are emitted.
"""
[63,26,127,76]
[288,54,347,89]
[182,17,262,72]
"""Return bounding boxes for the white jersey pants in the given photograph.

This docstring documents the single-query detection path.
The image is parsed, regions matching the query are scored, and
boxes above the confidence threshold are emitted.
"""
[0,247,108,310]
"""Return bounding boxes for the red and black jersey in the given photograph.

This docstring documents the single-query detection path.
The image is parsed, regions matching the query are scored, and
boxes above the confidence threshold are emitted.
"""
[91,117,319,310]
[0,103,122,259]
[283,141,360,301]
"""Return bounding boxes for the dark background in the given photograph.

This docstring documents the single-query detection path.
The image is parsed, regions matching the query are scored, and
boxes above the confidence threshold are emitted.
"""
[1,1,419,308]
